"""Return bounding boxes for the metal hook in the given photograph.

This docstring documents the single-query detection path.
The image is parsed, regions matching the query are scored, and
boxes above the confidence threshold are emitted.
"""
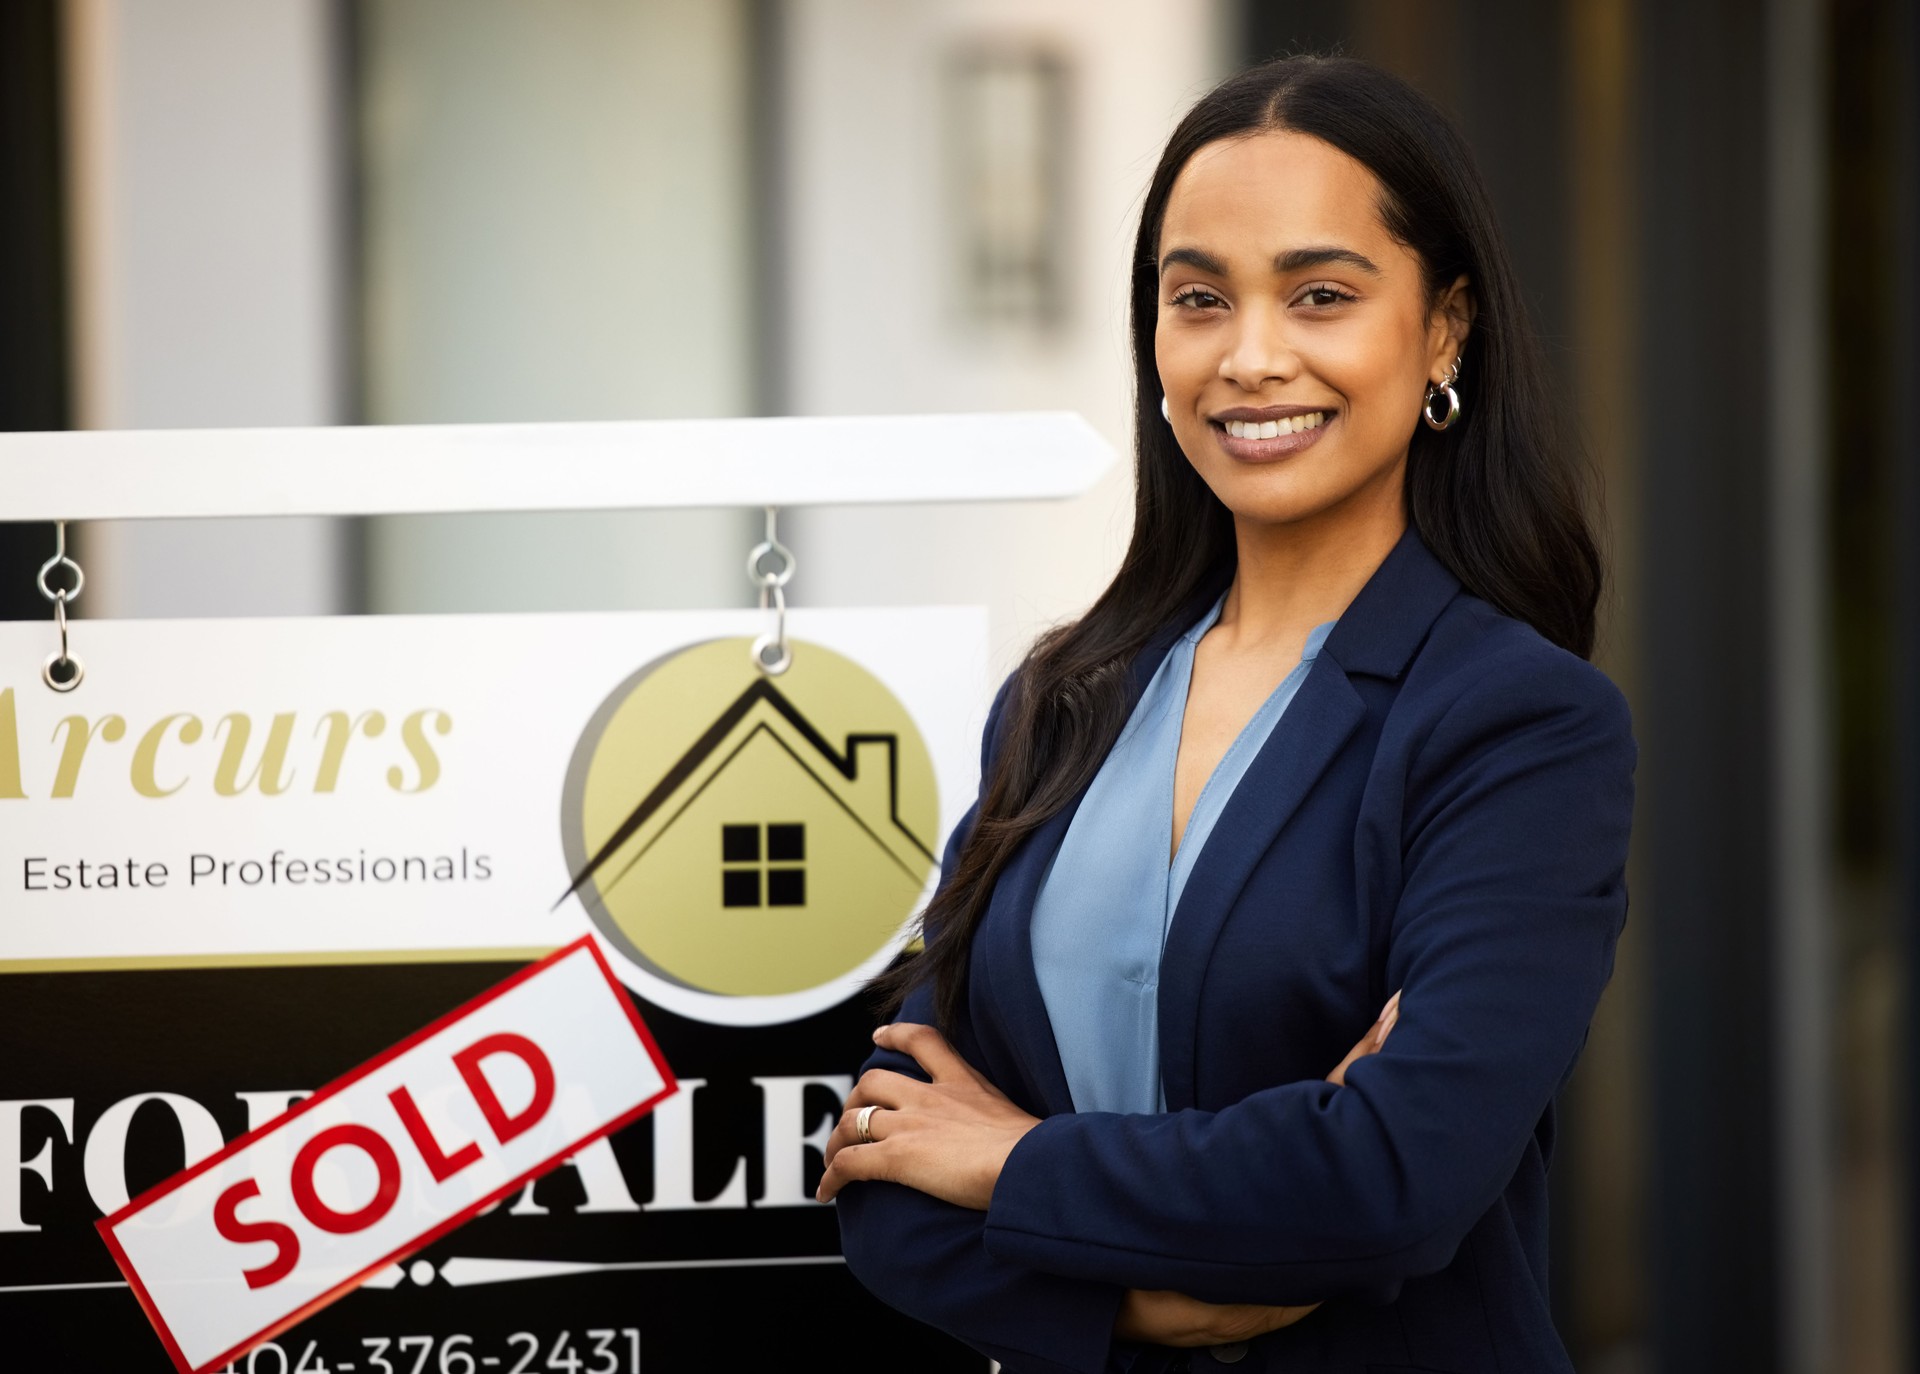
[37,520,84,603]
[38,521,84,692]
[748,506,795,675]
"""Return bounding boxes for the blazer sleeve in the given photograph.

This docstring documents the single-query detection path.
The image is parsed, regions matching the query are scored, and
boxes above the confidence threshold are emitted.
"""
[836,671,1135,1374]
[978,648,1638,1305]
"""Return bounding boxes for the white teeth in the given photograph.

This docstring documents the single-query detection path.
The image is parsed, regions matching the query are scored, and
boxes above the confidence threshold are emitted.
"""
[1223,412,1328,439]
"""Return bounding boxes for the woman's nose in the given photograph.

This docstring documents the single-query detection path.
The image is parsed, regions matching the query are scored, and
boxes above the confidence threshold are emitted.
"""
[1218,302,1298,388]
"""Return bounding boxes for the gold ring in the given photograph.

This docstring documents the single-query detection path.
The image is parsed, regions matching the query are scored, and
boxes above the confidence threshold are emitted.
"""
[856,1104,879,1145]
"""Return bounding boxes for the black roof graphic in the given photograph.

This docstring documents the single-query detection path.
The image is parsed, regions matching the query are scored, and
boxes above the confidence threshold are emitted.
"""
[558,677,937,911]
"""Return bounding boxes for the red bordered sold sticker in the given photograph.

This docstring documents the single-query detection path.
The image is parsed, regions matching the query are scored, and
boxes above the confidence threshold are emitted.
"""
[97,936,676,1374]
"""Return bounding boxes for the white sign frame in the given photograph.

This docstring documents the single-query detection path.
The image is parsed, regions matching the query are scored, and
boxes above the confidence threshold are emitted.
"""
[0,412,1117,521]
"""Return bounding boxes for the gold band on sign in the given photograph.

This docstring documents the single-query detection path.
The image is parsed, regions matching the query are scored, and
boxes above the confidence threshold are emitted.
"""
[0,946,558,975]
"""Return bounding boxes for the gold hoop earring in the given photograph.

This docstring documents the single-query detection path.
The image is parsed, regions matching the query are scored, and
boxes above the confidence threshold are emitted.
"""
[1423,356,1463,431]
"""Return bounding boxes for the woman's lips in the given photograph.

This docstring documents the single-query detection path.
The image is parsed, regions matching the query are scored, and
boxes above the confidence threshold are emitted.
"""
[1211,412,1334,463]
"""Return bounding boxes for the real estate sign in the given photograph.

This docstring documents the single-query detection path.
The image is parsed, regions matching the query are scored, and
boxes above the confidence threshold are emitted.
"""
[0,606,990,1371]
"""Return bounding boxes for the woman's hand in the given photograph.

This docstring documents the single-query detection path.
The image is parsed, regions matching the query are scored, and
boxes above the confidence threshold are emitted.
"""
[1116,1289,1323,1347]
[1326,988,1400,1087]
[1115,990,1403,1346]
[815,1023,1041,1211]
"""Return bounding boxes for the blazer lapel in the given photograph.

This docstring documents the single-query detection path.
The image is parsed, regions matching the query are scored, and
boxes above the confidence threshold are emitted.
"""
[979,585,1219,1116]
[1157,522,1463,1110]
[1156,666,1365,1108]
[977,800,1082,1112]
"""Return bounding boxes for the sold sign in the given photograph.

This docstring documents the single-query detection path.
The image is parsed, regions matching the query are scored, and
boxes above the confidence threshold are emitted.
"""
[97,937,676,1374]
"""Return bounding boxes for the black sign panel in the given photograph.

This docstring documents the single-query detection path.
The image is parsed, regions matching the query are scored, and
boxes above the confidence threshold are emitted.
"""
[1,961,983,1371]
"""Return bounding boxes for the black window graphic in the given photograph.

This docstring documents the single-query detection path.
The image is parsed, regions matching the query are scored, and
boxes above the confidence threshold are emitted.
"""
[722,823,806,908]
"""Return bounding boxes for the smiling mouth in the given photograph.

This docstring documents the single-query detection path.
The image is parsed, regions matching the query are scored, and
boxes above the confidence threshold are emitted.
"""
[1207,409,1336,463]
[1215,410,1332,439]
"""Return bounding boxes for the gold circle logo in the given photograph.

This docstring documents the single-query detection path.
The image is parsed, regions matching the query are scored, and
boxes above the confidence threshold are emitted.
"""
[561,637,939,1010]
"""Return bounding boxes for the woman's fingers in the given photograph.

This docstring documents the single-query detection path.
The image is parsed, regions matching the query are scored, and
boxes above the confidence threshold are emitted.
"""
[816,1130,892,1203]
[817,1027,956,1178]
[1325,990,1402,1086]
[822,1067,924,1163]
[873,1021,974,1082]
[817,1094,929,1201]
[819,1022,1042,1209]
[1116,1289,1325,1346]
[820,1068,926,1170]
[1324,1040,1367,1087]
[822,1104,882,1164]
[1373,989,1401,1049]
[843,1066,920,1112]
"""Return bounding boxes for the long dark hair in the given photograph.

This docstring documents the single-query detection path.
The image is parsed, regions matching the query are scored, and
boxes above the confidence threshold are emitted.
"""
[880,53,1604,1030]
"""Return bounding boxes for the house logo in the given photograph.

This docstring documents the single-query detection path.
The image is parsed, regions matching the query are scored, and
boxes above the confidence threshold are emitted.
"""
[558,637,940,1025]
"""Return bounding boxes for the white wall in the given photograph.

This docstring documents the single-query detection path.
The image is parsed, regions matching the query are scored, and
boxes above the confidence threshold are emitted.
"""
[57,0,1229,645]
[356,0,758,613]
[777,0,1230,678]
[62,0,348,616]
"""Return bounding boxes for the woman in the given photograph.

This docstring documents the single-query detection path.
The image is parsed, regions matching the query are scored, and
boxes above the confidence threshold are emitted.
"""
[818,53,1636,1374]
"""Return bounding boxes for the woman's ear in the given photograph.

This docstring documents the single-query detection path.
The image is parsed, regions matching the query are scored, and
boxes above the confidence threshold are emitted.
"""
[1430,273,1475,368]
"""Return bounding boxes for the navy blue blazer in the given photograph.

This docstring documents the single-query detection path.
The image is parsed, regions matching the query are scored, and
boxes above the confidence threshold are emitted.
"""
[837,520,1638,1374]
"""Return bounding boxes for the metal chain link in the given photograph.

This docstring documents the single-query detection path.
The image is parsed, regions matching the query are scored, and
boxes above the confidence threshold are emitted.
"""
[747,506,795,675]
[37,521,84,692]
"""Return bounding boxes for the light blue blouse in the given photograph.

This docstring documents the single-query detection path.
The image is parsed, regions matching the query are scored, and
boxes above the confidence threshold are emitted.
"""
[1029,589,1339,1114]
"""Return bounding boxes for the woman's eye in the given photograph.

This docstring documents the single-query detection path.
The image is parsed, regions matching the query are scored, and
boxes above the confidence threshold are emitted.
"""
[1301,285,1356,308]
[1170,287,1223,310]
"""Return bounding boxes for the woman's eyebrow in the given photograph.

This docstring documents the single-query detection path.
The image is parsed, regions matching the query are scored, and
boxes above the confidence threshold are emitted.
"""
[1157,246,1228,277]
[1157,244,1383,278]
[1274,245,1383,276]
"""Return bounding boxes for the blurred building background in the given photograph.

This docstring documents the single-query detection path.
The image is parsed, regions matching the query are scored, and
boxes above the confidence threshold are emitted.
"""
[1,1,1915,1371]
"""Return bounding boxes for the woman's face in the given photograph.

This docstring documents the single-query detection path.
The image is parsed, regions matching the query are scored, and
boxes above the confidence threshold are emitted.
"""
[1154,128,1472,529]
